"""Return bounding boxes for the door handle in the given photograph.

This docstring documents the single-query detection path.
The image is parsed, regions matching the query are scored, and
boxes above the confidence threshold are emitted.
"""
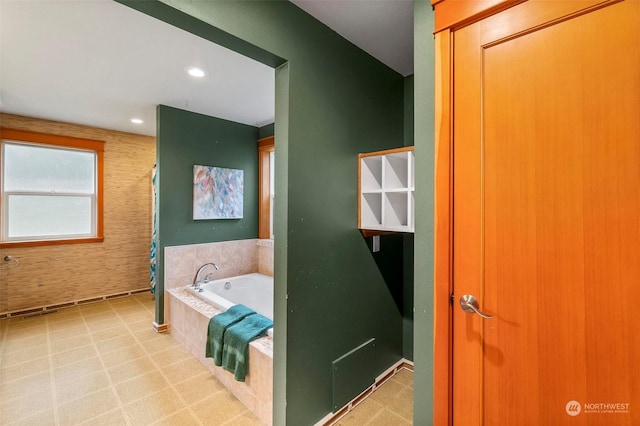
[459,294,493,319]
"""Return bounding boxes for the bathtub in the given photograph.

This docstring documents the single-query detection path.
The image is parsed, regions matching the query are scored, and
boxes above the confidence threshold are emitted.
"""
[168,271,274,424]
[186,272,273,321]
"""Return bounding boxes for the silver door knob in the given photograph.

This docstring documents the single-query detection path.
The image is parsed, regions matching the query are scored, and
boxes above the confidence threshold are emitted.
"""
[459,294,493,319]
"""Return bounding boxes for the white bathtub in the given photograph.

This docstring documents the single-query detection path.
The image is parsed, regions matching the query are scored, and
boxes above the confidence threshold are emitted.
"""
[186,272,273,321]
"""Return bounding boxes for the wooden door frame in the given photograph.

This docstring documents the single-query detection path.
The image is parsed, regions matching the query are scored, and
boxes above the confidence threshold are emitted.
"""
[431,1,528,424]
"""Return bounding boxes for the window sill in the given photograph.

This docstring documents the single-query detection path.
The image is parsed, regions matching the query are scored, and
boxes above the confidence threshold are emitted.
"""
[0,237,104,249]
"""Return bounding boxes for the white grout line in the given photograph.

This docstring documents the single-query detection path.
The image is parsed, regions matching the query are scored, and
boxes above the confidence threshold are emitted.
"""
[46,310,60,426]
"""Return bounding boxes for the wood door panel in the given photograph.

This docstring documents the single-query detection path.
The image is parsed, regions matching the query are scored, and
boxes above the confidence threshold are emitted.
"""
[451,1,640,425]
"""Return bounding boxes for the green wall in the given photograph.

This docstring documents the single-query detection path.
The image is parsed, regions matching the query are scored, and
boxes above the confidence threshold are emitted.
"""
[414,1,436,424]
[154,105,259,325]
[116,1,427,424]
[403,75,415,361]
[258,123,275,139]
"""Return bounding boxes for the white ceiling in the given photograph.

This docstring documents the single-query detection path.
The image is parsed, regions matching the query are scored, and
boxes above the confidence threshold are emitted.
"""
[0,1,413,137]
[291,0,414,77]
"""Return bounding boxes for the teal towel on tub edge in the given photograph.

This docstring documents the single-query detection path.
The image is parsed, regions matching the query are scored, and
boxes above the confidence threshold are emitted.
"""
[205,304,255,366]
[221,313,273,382]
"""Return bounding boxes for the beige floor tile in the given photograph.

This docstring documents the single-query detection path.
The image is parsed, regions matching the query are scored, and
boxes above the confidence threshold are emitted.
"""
[0,356,50,382]
[115,370,171,405]
[57,387,120,425]
[78,408,129,426]
[4,408,57,426]
[369,379,406,404]
[100,344,147,369]
[127,318,156,332]
[109,297,143,307]
[50,344,99,368]
[78,301,115,315]
[0,389,53,424]
[47,308,84,321]
[143,333,183,353]
[134,326,166,343]
[47,316,86,332]
[50,334,93,354]
[107,355,158,384]
[392,368,413,387]
[174,371,225,403]
[222,411,263,426]
[52,356,104,383]
[0,342,49,368]
[85,316,125,333]
[118,309,153,323]
[153,344,194,367]
[336,398,384,426]
[123,388,186,425]
[162,357,209,385]
[91,324,132,342]
[2,334,48,353]
[50,324,89,341]
[94,334,137,354]
[83,310,120,324]
[385,387,413,421]
[151,409,202,426]
[367,408,411,426]
[54,371,112,404]
[5,323,47,341]
[100,343,147,369]
[191,390,248,425]
[0,370,52,402]
[133,292,155,303]
[115,305,149,318]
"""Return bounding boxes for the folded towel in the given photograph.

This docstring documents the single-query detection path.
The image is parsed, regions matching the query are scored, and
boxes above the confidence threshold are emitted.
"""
[221,313,273,381]
[205,304,255,365]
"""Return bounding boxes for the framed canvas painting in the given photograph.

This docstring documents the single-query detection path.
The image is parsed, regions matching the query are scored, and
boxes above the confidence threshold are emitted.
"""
[193,165,243,220]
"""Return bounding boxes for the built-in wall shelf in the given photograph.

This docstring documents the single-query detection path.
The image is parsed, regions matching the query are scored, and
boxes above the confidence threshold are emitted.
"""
[358,146,414,234]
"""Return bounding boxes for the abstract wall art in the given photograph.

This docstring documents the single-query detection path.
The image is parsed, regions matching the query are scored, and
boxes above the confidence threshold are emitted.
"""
[193,165,244,220]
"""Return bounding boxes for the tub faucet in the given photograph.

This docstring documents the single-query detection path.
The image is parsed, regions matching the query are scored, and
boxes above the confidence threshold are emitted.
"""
[193,262,219,291]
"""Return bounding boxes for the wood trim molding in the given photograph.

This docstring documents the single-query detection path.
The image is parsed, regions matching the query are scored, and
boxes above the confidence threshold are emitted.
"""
[0,237,105,249]
[1,127,105,151]
[433,0,526,33]
[258,136,274,240]
[0,127,105,247]
[358,145,413,158]
[433,28,453,426]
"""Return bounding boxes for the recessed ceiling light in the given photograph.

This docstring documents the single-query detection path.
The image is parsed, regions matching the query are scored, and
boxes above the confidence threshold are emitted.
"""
[131,118,143,124]
[187,67,207,78]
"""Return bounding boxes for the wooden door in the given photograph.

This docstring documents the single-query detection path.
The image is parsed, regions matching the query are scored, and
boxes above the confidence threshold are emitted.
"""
[449,1,640,424]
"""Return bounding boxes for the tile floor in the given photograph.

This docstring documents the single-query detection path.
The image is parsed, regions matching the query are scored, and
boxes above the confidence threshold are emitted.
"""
[332,368,413,426]
[0,294,413,426]
[0,294,261,426]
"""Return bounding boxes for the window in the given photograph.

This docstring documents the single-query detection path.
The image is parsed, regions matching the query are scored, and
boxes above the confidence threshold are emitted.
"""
[0,128,104,247]
[269,150,275,239]
[258,135,274,239]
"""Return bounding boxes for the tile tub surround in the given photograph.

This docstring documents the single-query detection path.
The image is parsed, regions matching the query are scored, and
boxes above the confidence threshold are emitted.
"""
[164,239,261,292]
[257,239,274,277]
[164,240,274,292]
[168,287,273,425]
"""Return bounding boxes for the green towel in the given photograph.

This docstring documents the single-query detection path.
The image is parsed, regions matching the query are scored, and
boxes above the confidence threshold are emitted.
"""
[221,313,273,381]
[205,304,255,365]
